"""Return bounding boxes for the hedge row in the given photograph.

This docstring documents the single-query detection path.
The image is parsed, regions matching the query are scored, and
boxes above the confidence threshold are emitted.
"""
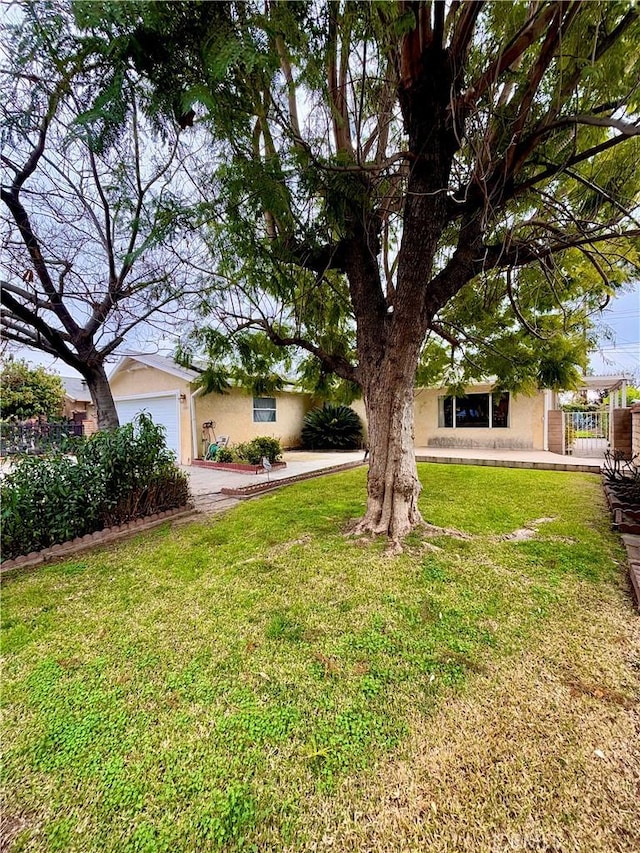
[1,414,190,561]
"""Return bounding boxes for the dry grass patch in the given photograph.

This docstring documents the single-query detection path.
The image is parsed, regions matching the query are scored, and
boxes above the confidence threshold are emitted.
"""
[295,586,640,853]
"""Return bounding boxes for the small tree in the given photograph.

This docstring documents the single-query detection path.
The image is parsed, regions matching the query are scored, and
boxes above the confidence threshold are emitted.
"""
[0,357,64,421]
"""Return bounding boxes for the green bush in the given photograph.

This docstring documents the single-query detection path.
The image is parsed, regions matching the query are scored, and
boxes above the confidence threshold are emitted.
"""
[214,446,235,463]
[301,405,363,450]
[1,413,190,561]
[235,436,283,465]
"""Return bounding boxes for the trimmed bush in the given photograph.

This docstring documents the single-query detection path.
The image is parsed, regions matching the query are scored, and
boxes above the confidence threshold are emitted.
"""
[301,405,363,450]
[214,446,235,463]
[235,436,283,465]
[0,413,190,561]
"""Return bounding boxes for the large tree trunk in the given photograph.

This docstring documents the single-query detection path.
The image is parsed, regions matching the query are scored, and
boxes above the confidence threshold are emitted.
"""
[359,369,422,543]
[343,32,460,547]
[82,363,120,431]
[352,312,427,546]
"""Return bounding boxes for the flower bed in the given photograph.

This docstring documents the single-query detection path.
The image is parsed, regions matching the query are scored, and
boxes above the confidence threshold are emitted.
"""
[192,460,287,474]
[601,451,640,535]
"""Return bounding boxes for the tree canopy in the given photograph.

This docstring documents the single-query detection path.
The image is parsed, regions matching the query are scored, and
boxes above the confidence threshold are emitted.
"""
[74,0,639,386]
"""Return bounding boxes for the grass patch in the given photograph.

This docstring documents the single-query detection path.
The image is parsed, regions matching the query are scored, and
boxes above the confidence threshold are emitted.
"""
[2,465,638,851]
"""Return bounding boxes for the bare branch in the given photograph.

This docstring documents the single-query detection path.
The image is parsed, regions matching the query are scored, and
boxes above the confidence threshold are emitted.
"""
[457,3,559,112]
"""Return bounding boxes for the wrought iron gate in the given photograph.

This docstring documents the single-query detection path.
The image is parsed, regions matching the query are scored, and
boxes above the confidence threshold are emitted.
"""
[564,410,610,457]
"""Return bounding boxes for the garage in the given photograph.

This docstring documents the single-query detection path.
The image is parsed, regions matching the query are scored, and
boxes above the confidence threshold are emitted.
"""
[115,392,181,458]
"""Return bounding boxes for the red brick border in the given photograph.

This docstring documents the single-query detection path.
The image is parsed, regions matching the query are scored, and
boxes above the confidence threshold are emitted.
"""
[191,460,287,474]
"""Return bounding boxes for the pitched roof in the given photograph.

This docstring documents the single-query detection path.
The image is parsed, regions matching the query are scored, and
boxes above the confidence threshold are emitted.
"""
[109,352,200,384]
[62,376,92,402]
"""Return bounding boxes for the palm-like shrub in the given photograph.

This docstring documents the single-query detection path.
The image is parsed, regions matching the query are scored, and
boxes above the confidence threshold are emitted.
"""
[301,405,363,450]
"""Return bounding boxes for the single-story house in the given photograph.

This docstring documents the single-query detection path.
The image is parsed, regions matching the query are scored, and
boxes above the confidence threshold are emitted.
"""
[108,353,314,465]
[61,376,97,433]
[106,353,632,464]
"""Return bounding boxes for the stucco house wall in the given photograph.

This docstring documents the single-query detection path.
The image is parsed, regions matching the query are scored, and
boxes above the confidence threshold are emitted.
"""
[349,386,546,450]
[111,364,192,397]
[195,387,313,450]
[349,398,368,440]
[414,384,545,449]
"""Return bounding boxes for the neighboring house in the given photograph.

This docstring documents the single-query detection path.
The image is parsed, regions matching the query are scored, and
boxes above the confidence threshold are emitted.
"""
[61,376,97,434]
[108,353,314,465]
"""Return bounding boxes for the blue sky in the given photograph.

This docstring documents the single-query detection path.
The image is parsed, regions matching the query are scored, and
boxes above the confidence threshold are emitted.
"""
[589,280,640,382]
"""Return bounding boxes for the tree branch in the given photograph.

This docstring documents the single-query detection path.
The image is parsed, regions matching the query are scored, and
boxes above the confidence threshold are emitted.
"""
[257,321,358,385]
[0,289,84,369]
[457,3,559,111]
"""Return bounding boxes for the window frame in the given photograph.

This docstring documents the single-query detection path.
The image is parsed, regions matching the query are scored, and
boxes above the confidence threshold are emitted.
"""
[252,396,277,423]
[438,392,510,429]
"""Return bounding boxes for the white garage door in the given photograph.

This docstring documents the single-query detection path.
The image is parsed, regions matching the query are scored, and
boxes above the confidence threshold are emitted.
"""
[115,394,180,458]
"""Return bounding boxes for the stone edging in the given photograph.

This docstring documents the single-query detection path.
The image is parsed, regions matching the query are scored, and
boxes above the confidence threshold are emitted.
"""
[192,460,287,474]
[220,460,366,497]
[602,482,640,535]
[415,454,601,474]
[0,505,196,576]
[622,535,640,613]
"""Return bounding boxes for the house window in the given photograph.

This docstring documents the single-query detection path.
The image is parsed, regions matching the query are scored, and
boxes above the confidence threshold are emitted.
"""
[253,396,276,423]
[438,392,509,428]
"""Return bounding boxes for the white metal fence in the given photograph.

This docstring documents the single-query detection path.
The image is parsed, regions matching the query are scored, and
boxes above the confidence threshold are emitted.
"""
[564,410,610,458]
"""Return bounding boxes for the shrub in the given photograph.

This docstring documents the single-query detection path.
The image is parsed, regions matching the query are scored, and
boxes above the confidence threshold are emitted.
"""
[235,436,283,465]
[214,446,235,463]
[0,413,190,561]
[101,467,191,527]
[1,454,104,557]
[301,405,363,450]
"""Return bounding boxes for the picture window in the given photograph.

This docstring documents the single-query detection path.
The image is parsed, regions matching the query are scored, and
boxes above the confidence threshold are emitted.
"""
[438,393,509,428]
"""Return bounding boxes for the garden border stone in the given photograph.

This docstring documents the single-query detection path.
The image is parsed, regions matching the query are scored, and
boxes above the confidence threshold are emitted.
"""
[602,480,640,611]
[192,460,287,474]
[0,504,196,576]
[621,535,640,612]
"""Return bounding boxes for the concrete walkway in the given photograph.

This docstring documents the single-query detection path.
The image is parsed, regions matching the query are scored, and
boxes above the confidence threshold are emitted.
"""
[181,446,603,514]
[180,450,365,513]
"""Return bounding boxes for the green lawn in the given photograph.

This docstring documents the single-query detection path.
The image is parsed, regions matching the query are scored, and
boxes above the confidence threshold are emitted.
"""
[2,465,638,852]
